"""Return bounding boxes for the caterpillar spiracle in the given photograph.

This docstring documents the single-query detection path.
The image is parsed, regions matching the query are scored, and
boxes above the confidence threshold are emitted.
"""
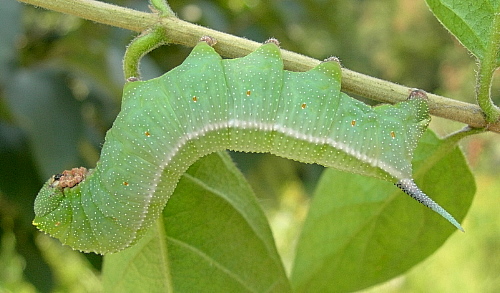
[33,37,463,254]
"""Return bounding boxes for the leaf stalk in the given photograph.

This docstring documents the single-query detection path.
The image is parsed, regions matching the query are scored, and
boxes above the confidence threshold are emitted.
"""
[475,7,500,123]
[123,26,169,80]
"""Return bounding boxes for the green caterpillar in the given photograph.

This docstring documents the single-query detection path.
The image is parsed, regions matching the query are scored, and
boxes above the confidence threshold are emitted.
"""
[33,37,462,254]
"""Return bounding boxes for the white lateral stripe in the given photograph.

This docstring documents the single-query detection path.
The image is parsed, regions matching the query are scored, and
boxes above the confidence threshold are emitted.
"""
[135,119,406,243]
[158,119,407,179]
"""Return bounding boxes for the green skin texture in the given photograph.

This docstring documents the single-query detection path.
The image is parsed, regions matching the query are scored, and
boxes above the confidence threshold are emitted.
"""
[33,41,462,254]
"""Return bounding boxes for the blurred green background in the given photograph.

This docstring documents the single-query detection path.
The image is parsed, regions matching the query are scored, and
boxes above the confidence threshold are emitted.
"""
[1,0,499,292]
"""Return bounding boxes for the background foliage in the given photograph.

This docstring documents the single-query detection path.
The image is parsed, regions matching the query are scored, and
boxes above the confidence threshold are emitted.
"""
[1,0,499,292]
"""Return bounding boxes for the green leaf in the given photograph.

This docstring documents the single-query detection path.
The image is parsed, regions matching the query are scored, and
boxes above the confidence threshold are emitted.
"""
[102,152,291,293]
[425,0,500,63]
[290,130,475,293]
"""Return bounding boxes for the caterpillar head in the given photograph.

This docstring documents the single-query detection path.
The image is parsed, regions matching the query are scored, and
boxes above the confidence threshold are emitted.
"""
[33,167,89,233]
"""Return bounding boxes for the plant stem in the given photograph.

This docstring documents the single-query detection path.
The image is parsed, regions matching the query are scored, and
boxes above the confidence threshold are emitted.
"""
[475,7,500,123]
[149,0,175,17]
[123,26,169,79]
[415,126,485,178]
[17,0,500,133]
[18,0,154,31]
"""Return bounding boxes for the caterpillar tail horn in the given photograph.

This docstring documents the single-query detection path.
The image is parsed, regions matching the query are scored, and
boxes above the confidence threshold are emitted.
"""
[396,178,464,232]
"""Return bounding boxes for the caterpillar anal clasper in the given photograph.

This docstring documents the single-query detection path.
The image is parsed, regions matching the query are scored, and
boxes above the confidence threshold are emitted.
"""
[33,38,463,254]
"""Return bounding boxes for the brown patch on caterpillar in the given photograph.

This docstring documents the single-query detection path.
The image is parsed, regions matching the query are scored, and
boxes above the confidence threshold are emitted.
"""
[351,120,356,127]
[50,167,88,189]
[200,36,217,47]
[145,131,151,137]
[192,96,198,102]
[246,90,251,96]
[123,181,129,186]
[390,131,396,138]
[408,89,428,101]
[301,103,307,109]
[264,38,280,47]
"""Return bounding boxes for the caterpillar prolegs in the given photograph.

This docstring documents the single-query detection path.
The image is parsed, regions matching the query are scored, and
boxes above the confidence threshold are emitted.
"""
[33,37,463,254]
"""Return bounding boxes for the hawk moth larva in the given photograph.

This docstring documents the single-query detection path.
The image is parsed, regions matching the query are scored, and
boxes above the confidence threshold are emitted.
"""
[33,38,462,254]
